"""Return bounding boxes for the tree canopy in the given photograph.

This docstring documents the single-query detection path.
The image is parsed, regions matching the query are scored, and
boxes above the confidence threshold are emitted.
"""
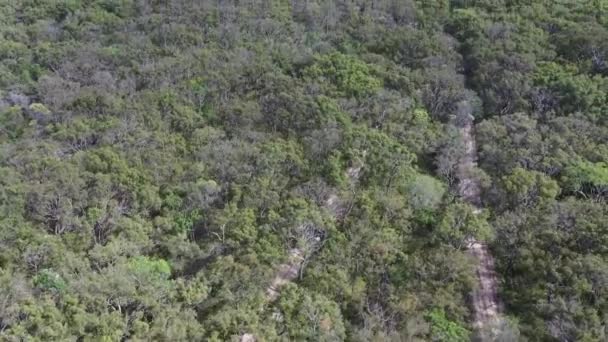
[1,0,607,340]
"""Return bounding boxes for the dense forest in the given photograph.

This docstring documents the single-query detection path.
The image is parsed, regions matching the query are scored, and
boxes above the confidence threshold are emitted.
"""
[1,0,607,341]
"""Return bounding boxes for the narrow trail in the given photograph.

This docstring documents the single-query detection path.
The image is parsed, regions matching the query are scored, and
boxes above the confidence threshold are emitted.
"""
[265,248,305,301]
[457,116,504,336]
[240,165,361,341]
[264,166,359,302]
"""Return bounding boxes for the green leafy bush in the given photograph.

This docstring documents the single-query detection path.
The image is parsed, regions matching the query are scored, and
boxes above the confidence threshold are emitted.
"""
[304,52,382,96]
[426,309,470,342]
[127,256,171,280]
[34,269,67,292]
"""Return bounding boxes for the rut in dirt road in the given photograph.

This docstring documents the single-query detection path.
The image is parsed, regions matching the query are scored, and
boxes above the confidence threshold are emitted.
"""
[457,114,504,336]
[467,240,503,330]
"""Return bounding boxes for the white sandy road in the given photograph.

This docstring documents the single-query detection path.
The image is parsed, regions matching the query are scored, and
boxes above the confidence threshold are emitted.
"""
[458,117,504,337]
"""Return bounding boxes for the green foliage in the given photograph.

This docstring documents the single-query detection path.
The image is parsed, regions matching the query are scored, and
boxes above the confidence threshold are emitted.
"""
[493,200,608,340]
[502,167,560,206]
[534,62,607,117]
[406,174,445,210]
[436,202,492,247]
[173,209,202,235]
[127,256,171,280]
[34,269,67,292]
[28,102,51,115]
[426,308,470,342]
[562,160,608,196]
[304,52,382,96]
[345,126,416,187]
[1,0,607,340]
[277,285,346,341]
[0,106,26,140]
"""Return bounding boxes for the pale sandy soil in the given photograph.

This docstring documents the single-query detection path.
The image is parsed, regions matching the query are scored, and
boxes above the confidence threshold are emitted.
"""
[458,118,504,335]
